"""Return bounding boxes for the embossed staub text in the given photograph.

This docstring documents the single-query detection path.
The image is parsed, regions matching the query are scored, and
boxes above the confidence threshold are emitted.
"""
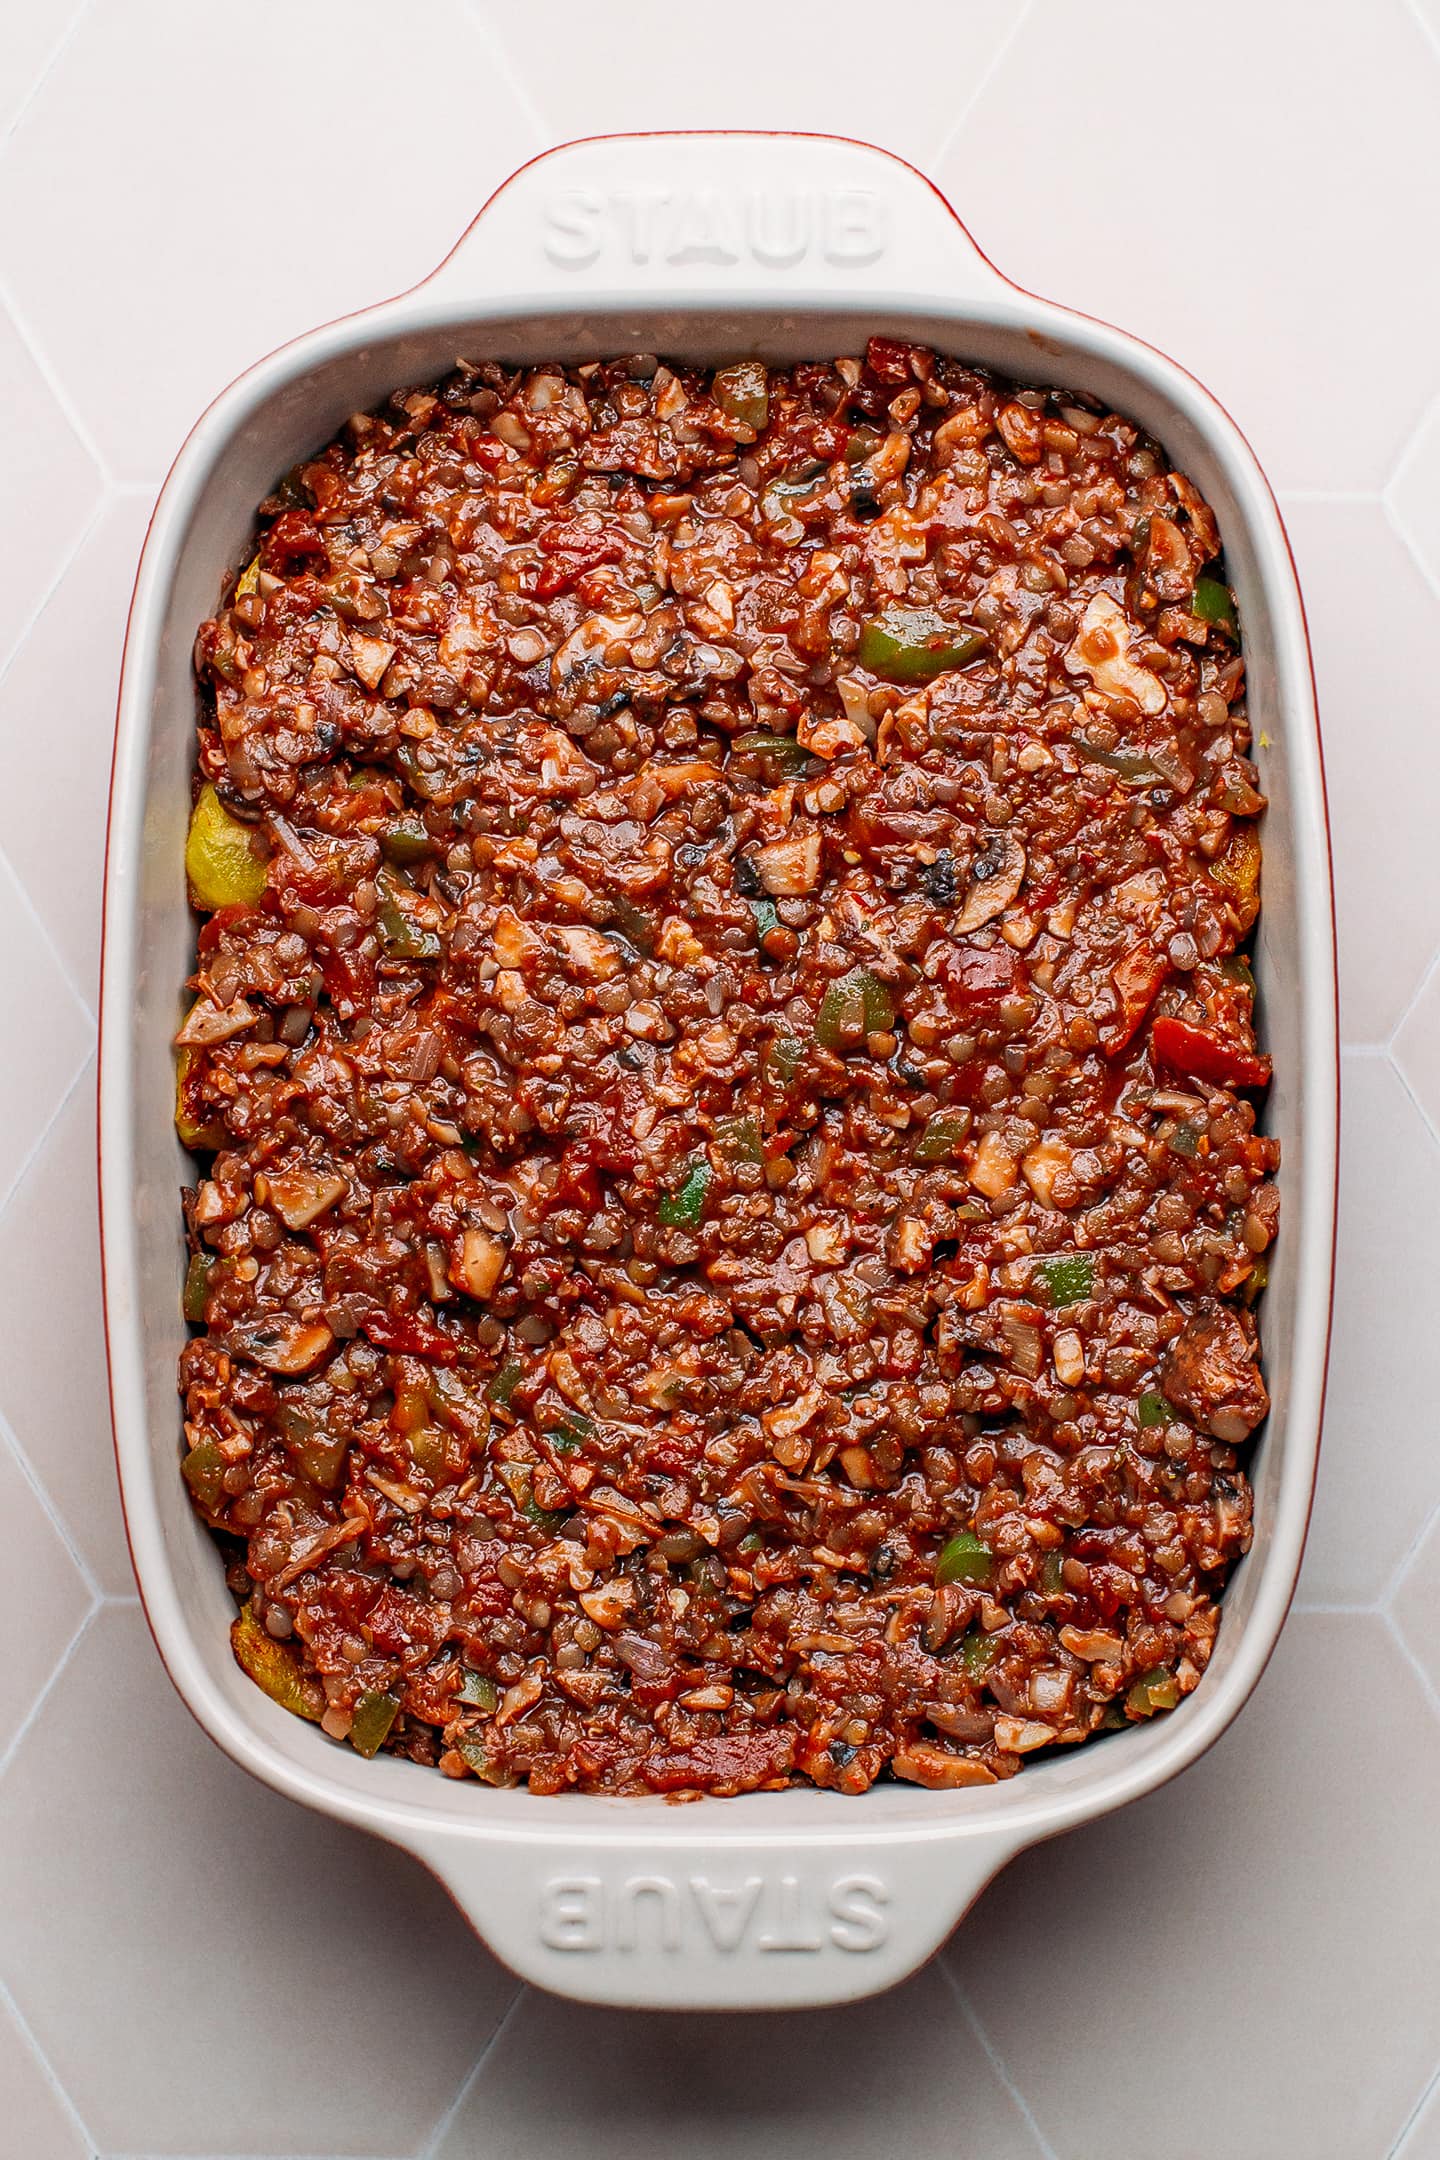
[538,1871,890,1955]
[541,188,888,271]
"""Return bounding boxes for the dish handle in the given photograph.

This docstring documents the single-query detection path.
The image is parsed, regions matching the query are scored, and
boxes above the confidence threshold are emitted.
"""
[417,131,1011,312]
[409,1821,1018,2010]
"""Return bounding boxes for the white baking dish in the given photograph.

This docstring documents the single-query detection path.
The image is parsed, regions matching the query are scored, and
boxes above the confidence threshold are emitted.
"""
[100,132,1336,2011]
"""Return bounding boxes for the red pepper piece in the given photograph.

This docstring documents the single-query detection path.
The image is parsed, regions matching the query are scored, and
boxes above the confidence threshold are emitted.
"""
[1152,1015,1271,1090]
[1099,942,1169,1055]
[533,529,625,599]
[864,336,914,389]
[360,1308,459,1364]
[261,508,327,569]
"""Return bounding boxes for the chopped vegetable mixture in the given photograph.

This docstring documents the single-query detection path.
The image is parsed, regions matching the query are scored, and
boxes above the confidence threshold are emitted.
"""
[176,339,1275,1795]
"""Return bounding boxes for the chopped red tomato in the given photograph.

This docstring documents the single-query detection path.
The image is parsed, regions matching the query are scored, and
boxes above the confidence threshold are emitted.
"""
[1152,1015,1272,1090]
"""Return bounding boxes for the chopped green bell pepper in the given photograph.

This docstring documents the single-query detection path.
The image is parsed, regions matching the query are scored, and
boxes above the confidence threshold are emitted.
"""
[457,1669,500,1711]
[960,1628,999,1678]
[915,1110,970,1161]
[749,897,781,944]
[858,607,986,684]
[181,1440,226,1511]
[1035,1252,1095,1307]
[485,1359,524,1407]
[380,817,434,865]
[936,1529,995,1587]
[816,967,895,1050]
[182,1252,212,1325]
[712,360,769,432]
[348,1689,401,1757]
[377,867,441,961]
[658,1159,712,1227]
[231,1602,319,1721]
[1137,1390,1170,1428]
[718,1114,763,1164]
[1126,1670,1181,1718]
[733,730,812,781]
[1191,575,1237,629]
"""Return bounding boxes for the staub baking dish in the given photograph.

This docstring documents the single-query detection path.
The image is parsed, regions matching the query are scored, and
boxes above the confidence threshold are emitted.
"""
[100,132,1336,2010]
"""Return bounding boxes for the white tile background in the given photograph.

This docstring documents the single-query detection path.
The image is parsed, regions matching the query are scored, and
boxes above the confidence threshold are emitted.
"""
[0,1,1436,2153]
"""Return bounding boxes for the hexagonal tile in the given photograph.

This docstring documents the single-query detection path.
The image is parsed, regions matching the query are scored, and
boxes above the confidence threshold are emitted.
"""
[438,1960,1046,2160]
[0,1437,89,1762]
[0,493,155,1000]
[936,0,1440,493]
[0,0,542,484]
[1392,1510,1440,1703]
[0,301,101,672]
[1281,499,1440,1043]
[477,0,1026,174]
[947,1612,1440,2160]
[1300,1053,1440,1603]
[0,1995,89,2160]
[0,1066,129,1595]
[0,1605,515,2156]
[0,855,91,1217]
[1388,397,1440,601]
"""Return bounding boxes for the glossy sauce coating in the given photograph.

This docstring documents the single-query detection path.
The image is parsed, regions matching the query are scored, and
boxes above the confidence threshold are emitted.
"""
[176,341,1276,1795]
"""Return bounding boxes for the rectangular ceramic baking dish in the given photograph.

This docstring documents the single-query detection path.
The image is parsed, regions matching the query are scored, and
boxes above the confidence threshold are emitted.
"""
[100,131,1337,2012]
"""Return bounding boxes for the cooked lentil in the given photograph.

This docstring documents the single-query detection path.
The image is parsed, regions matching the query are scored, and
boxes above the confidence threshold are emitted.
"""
[176,338,1276,1796]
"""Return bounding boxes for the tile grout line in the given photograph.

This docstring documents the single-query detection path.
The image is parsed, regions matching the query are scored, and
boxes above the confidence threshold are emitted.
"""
[1376,1489,1440,1612]
[0,1605,98,1787]
[0,1050,94,1242]
[1400,0,1440,60]
[0,1409,104,1608]
[1389,2059,1440,2159]
[1384,937,1440,1060]
[0,488,108,699]
[0,269,115,489]
[938,1955,1062,2160]
[459,0,554,149]
[0,0,94,154]
[0,1972,99,2157]
[1378,1045,1440,1173]
[928,0,1037,176]
[1380,1611,1440,1726]
[418,1980,527,2159]
[1380,486,1440,611]
[0,825,100,1025]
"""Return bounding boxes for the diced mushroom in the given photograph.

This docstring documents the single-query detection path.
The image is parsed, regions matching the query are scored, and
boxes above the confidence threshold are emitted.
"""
[266,1169,348,1231]
[450,1227,509,1301]
[955,833,1026,933]
[970,1130,1018,1199]
[232,1318,334,1375]
[1021,1135,1074,1209]
[1161,1305,1269,1440]
[1060,1626,1125,1662]
[174,995,257,1047]
[891,1744,997,1789]
[551,612,643,685]
[347,633,396,690]
[763,1388,825,1442]
[993,1715,1055,1754]
[797,708,867,760]
[755,827,822,895]
[1064,591,1166,715]
[1052,1329,1086,1388]
[553,924,622,979]
[579,1578,637,1629]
